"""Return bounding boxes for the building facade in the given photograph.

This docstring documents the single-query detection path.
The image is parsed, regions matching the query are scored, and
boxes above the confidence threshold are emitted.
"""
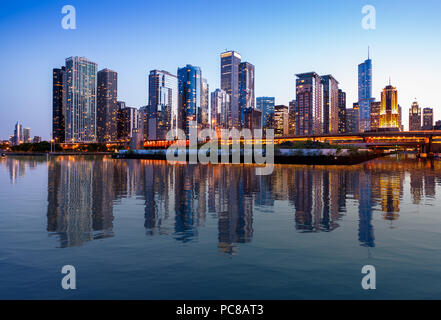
[210,89,231,134]
[370,101,381,131]
[97,68,118,142]
[295,72,322,136]
[257,97,275,131]
[274,105,289,136]
[422,107,433,130]
[409,101,421,131]
[289,100,297,135]
[65,56,98,143]
[201,78,209,129]
[379,84,399,130]
[178,64,201,136]
[338,89,346,134]
[52,67,67,143]
[321,75,339,134]
[148,70,178,140]
[346,106,360,133]
[358,55,373,132]
[238,62,255,128]
[221,51,241,129]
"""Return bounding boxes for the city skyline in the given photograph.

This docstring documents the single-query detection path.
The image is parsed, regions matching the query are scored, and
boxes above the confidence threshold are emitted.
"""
[2,0,441,139]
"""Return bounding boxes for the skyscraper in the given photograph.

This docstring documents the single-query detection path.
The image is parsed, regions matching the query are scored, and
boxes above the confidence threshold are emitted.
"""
[295,72,322,136]
[337,90,346,134]
[201,78,210,129]
[97,68,118,142]
[370,101,381,131]
[221,51,241,129]
[178,64,201,136]
[52,67,66,143]
[238,61,255,128]
[211,89,231,133]
[148,70,178,140]
[23,128,31,143]
[117,105,139,141]
[65,56,98,143]
[13,122,23,146]
[379,84,399,130]
[422,107,434,130]
[346,105,360,133]
[409,101,421,131]
[274,105,289,136]
[257,97,275,130]
[289,100,297,135]
[358,53,374,132]
[321,75,339,134]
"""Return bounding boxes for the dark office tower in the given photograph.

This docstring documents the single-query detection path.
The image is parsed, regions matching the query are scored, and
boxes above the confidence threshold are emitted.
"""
[295,72,322,136]
[221,51,241,129]
[52,67,67,143]
[289,100,297,135]
[346,105,360,133]
[243,108,262,132]
[139,106,149,140]
[422,107,434,130]
[238,62,255,128]
[409,101,421,131]
[117,101,138,141]
[257,97,275,130]
[337,90,346,133]
[97,69,118,142]
[321,75,339,134]
[65,56,98,143]
[370,101,381,131]
[148,70,178,140]
[358,51,374,132]
[177,64,201,136]
[200,78,209,129]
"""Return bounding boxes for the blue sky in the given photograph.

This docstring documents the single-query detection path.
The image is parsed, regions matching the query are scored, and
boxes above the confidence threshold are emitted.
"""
[1,0,441,139]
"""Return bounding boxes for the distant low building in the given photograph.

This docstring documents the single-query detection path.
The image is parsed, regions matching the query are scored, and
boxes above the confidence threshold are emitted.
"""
[33,136,42,143]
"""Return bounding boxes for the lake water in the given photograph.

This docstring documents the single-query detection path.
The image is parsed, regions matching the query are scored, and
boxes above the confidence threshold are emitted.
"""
[0,155,440,299]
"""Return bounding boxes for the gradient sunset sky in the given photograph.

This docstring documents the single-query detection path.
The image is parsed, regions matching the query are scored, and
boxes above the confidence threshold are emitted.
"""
[1,0,441,139]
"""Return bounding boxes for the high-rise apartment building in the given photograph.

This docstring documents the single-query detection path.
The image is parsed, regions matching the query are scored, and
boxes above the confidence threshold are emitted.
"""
[295,72,322,136]
[321,75,339,134]
[148,70,178,140]
[178,64,201,136]
[274,105,289,136]
[409,101,421,131]
[65,56,98,143]
[221,51,241,129]
[338,89,346,134]
[97,68,118,142]
[289,100,297,135]
[370,101,381,131]
[52,67,67,143]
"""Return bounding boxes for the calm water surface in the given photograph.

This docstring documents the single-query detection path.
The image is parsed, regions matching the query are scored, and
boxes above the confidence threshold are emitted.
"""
[0,155,440,299]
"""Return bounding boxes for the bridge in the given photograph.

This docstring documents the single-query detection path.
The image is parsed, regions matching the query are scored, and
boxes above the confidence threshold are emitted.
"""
[144,131,441,154]
[274,131,441,153]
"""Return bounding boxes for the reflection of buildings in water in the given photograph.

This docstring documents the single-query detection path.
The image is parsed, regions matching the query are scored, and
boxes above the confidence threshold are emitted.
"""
[47,157,115,248]
[2,157,44,184]
[410,172,424,205]
[358,171,375,247]
[294,169,313,231]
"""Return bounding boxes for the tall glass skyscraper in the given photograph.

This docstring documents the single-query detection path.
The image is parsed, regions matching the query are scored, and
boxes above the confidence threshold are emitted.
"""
[221,51,241,129]
[97,68,118,142]
[178,64,201,136]
[296,72,322,136]
[256,97,275,130]
[238,62,255,128]
[201,78,209,129]
[52,67,67,143]
[148,70,178,140]
[338,89,346,134]
[358,54,374,132]
[65,56,98,143]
